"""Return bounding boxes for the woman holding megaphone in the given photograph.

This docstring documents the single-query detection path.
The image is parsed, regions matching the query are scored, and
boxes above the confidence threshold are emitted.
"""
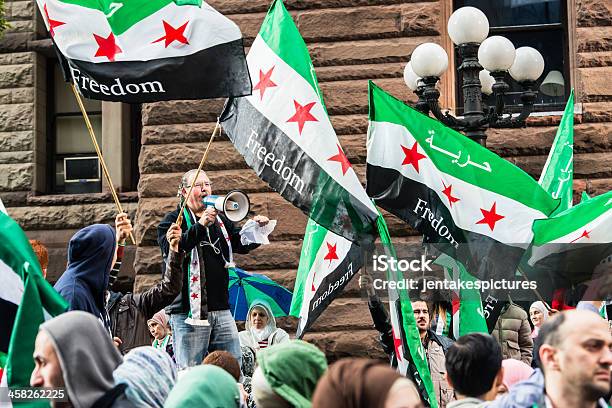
[157,169,270,370]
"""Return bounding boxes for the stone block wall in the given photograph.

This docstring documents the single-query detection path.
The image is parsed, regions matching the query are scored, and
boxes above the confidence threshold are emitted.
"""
[0,0,610,361]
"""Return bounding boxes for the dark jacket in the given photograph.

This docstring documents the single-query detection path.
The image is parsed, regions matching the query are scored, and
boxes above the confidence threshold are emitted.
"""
[493,302,533,365]
[55,224,116,330]
[157,205,258,315]
[107,250,184,354]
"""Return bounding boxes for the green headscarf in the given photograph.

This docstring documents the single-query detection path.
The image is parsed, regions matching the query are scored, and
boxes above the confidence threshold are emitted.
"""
[164,365,240,408]
[257,340,328,408]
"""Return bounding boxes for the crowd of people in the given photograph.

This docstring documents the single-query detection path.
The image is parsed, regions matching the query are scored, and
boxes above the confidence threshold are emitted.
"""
[24,169,612,407]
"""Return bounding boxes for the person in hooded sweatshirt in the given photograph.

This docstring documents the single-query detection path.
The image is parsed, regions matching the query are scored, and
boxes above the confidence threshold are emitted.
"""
[54,224,117,331]
[238,300,290,352]
[30,310,134,408]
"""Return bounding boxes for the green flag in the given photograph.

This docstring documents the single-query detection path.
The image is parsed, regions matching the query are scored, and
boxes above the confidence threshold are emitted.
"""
[434,254,488,337]
[0,211,68,406]
[376,214,438,408]
[539,90,575,213]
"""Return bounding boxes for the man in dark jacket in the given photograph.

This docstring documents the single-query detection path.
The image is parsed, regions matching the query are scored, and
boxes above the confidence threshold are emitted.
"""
[157,169,268,368]
[107,213,184,354]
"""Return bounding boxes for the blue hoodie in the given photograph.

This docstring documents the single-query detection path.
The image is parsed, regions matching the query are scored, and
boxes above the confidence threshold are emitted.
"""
[54,224,116,330]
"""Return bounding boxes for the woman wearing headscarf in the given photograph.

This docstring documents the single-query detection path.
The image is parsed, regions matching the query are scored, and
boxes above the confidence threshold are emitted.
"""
[239,300,290,351]
[147,310,174,360]
[312,358,422,408]
[113,347,176,408]
[529,301,549,339]
[250,340,327,408]
[164,365,241,408]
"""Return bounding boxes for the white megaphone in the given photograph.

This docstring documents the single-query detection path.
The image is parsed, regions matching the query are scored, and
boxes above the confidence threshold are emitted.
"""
[202,190,250,222]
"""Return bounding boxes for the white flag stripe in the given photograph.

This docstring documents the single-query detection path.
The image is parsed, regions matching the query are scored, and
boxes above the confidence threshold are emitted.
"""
[245,36,377,215]
[40,0,241,62]
[530,210,612,264]
[0,197,6,215]
[368,121,548,244]
[0,260,25,307]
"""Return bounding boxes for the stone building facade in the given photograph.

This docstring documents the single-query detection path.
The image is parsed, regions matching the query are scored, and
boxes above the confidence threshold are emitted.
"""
[0,0,610,360]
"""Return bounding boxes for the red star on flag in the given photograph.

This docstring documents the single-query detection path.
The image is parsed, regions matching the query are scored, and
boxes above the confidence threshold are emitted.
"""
[476,202,505,231]
[191,292,199,299]
[191,275,199,283]
[287,100,318,134]
[441,181,460,208]
[43,4,65,38]
[328,144,352,175]
[93,33,122,62]
[253,67,277,100]
[401,142,426,173]
[570,229,591,243]
[323,242,339,266]
[152,20,189,48]
[392,329,403,361]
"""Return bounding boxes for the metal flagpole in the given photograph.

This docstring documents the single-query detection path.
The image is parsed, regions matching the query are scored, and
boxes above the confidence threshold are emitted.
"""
[71,84,136,245]
[176,118,221,228]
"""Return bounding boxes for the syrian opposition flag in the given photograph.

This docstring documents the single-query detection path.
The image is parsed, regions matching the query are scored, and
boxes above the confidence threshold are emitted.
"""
[528,190,612,289]
[539,90,575,214]
[220,0,378,243]
[289,218,363,338]
[377,215,438,407]
[0,211,67,401]
[435,254,488,337]
[36,0,251,102]
[366,82,559,281]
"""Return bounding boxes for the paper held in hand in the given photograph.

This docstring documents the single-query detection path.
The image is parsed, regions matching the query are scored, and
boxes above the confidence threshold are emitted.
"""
[240,219,277,245]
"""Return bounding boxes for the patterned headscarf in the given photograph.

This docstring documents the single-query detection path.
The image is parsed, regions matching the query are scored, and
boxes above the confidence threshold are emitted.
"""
[113,346,177,408]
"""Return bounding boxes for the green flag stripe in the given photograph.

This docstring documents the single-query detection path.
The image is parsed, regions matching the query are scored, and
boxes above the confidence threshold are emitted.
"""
[53,0,173,36]
[259,0,325,108]
[532,190,612,244]
[368,81,558,215]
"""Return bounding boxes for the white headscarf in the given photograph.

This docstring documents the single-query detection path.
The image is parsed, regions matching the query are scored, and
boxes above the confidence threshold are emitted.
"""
[529,301,549,326]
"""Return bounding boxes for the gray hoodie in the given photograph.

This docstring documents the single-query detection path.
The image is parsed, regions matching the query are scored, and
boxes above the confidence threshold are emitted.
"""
[40,310,122,408]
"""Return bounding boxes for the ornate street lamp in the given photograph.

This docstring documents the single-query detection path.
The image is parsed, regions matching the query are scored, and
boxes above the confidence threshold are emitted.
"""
[404,6,545,146]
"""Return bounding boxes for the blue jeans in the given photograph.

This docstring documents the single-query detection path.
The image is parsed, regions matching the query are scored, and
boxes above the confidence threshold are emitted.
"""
[170,310,241,369]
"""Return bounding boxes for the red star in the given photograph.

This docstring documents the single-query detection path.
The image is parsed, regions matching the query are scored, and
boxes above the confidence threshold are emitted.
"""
[191,275,199,283]
[441,181,460,208]
[323,242,339,266]
[392,329,403,360]
[476,202,505,231]
[43,4,65,38]
[152,20,189,48]
[253,67,277,100]
[93,33,122,62]
[287,100,318,134]
[401,142,427,173]
[191,292,199,299]
[328,144,352,175]
[570,229,591,243]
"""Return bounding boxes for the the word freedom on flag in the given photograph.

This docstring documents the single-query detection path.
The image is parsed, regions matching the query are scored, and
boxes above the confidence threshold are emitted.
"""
[37,0,251,102]
[366,81,559,281]
[290,218,363,338]
[221,0,378,243]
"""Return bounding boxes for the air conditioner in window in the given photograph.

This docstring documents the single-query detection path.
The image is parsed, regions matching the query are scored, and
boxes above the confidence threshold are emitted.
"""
[64,156,101,183]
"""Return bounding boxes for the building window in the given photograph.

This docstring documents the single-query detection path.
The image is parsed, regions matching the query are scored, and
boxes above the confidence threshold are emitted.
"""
[46,60,141,194]
[454,0,569,114]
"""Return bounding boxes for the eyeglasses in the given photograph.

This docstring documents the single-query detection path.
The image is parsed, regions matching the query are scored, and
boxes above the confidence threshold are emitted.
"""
[189,182,212,191]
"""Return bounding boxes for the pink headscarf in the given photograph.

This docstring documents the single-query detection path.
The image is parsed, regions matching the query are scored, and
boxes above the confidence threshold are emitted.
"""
[502,359,534,389]
[148,309,169,328]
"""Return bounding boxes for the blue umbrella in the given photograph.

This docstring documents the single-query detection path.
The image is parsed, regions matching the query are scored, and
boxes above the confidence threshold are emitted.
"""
[228,267,293,321]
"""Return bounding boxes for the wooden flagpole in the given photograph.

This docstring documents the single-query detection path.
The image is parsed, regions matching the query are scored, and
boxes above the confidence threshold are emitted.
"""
[71,84,136,245]
[176,118,221,227]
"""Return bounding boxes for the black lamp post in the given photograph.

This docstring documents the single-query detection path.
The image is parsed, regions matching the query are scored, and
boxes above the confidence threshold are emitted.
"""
[404,6,545,147]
